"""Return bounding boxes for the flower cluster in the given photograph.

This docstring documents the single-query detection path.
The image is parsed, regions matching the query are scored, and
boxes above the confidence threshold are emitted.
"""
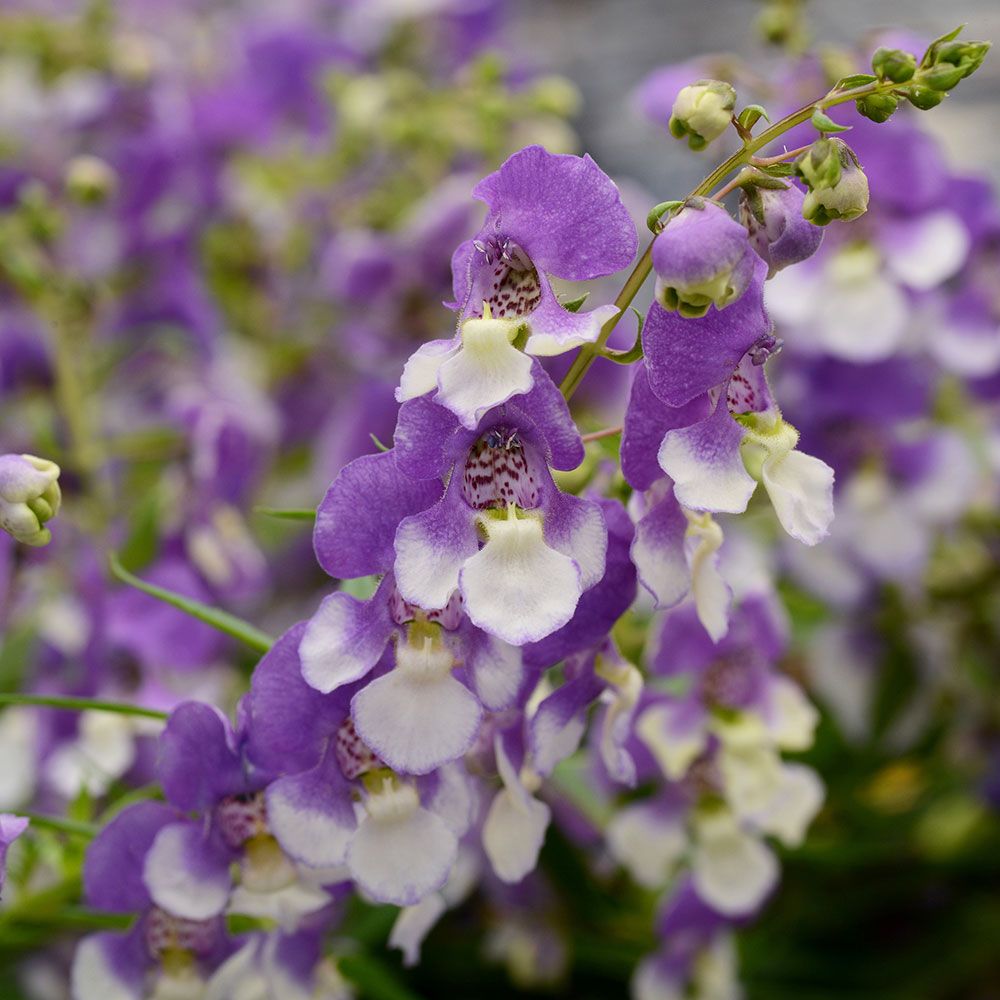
[0,7,996,1000]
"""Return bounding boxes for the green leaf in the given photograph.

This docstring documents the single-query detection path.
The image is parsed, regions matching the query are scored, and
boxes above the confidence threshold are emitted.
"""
[835,73,878,89]
[561,292,589,313]
[920,24,966,66]
[758,162,797,177]
[369,433,391,452]
[600,308,643,364]
[737,103,770,130]
[646,200,684,232]
[108,553,275,654]
[252,506,317,522]
[0,692,168,721]
[339,953,424,1000]
[810,108,851,133]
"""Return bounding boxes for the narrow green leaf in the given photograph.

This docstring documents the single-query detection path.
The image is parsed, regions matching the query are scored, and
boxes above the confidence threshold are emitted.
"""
[369,433,391,453]
[835,73,878,89]
[646,200,684,233]
[810,108,851,133]
[758,162,797,177]
[561,292,589,313]
[20,814,98,839]
[0,692,168,721]
[601,308,643,365]
[920,24,966,66]
[108,554,274,654]
[252,506,317,522]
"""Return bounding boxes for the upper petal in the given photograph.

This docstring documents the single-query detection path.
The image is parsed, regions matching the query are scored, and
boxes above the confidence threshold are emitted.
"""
[472,145,637,280]
[314,450,442,579]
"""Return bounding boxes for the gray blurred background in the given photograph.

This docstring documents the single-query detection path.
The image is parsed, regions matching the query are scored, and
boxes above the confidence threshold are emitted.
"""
[510,0,1000,196]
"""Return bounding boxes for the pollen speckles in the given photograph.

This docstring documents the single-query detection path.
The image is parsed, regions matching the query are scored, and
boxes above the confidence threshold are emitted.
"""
[217,790,269,849]
[336,718,381,780]
[461,427,540,510]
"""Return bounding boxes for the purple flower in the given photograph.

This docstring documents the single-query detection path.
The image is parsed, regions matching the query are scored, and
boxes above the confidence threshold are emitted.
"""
[652,200,758,318]
[389,375,607,645]
[248,626,464,907]
[397,145,637,427]
[741,182,824,278]
[73,801,233,1000]
[636,281,835,547]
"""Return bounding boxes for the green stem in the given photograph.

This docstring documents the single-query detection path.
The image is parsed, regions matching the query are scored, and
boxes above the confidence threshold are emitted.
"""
[20,813,98,838]
[558,78,899,400]
[109,553,275,654]
[0,692,168,721]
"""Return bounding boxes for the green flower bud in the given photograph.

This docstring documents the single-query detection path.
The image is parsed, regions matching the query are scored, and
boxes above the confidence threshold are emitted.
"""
[65,155,118,205]
[756,1,801,46]
[871,47,916,83]
[794,138,842,191]
[907,85,946,110]
[922,62,967,92]
[0,454,61,547]
[855,92,899,124]
[922,40,992,91]
[669,80,737,151]
[798,140,868,226]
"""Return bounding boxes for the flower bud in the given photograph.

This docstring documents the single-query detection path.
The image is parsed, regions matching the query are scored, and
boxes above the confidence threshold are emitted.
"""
[65,155,118,205]
[871,47,916,83]
[669,80,737,151]
[0,454,61,546]
[652,199,755,317]
[907,85,946,110]
[740,183,824,277]
[855,92,899,124]
[922,39,991,91]
[796,139,869,226]
[794,138,842,191]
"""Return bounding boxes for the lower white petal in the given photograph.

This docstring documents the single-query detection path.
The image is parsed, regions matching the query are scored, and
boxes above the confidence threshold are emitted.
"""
[762,450,834,546]
[691,810,778,916]
[816,273,907,362]
[352,642,482,775]
[436,317,534,429]
[606,802,686,890]
[461,512,581,645]
[884,211,969,291]
[766,675,819,752]
[348,784,457,906]
[389,893,447,967]
[482,787,551,884]
[749,763,824,847]
[636,703,707,781]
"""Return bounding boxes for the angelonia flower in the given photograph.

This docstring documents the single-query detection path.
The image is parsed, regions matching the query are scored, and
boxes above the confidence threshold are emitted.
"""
[739,180,825,278]
[397,144,638,427]
[0,454,61,546]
